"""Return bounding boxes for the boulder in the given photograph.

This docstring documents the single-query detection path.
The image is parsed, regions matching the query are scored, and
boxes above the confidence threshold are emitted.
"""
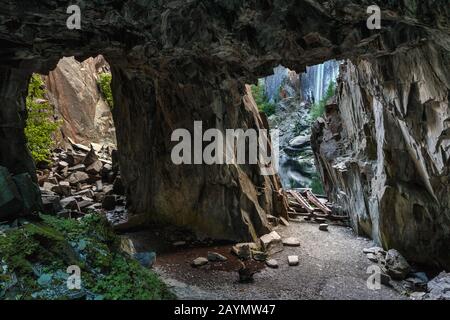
[425,272,450,300]
[383,249,411,280]
[266,259,279,268]
[288,255,299,266]
[207,252,228,262]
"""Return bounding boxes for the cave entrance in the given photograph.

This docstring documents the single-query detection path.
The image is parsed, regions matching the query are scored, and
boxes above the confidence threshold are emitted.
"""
[27,55,123,222]
[250,60,341,195]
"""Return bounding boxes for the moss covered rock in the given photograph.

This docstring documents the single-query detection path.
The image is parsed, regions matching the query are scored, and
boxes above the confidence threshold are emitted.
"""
[0,214,175,300]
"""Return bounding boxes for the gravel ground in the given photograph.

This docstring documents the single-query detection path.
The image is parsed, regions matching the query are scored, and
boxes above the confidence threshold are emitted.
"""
[139,221,405,300]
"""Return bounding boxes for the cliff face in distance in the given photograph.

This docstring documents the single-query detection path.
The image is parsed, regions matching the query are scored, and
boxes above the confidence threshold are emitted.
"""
[45,56,116,147]
[312,42,450,267]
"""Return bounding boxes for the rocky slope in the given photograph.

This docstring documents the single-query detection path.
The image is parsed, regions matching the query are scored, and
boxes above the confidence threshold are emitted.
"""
[311,42,450,268]
[45,56,116,147]
[0,1,449,256]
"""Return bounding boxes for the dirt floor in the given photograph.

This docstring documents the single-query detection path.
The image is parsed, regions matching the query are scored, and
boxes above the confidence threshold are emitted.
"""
[125,220,405,300]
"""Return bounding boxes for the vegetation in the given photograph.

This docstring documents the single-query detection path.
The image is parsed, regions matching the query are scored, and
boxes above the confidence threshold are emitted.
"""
[310,81,336,122]
[98,73,114,109]
[24,74,60,163]
[0,214,175,300]
[251,81,276,117]
[311,172,325,195]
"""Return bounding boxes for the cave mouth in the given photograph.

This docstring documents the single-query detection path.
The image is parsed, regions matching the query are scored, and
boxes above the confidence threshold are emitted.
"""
[250,60,341,194]
[28,55,127,224]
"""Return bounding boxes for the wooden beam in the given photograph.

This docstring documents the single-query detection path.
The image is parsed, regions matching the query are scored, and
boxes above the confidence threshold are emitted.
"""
[306,190,332,215]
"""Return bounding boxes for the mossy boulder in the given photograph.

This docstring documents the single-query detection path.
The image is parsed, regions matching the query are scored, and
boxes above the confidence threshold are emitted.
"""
[0,214,175,300]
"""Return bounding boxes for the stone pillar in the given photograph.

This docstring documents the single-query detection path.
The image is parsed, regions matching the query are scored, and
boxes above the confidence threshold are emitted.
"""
[0,67,37,178]
[111,64,287,241]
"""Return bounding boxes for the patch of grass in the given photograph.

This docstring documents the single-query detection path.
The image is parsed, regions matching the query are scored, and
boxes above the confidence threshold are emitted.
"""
[310,81,336,122]
[98,73,113,109]
[251,82,276,117]
[0,214,175,300]
[24,74,60,163]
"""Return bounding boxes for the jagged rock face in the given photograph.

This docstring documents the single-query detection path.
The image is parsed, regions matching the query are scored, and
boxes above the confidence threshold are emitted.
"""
[312,41,450,268]
[45,56,116,146]
[0,1,448,245]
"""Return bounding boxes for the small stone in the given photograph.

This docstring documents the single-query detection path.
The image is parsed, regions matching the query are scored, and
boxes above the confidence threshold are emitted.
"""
[68,171,89,185]
[288,255,299,266]
[266,259,278,268]
[42,182,57,192]
[60,196,79,211]
[192,257,208,267]
[363,246,385,255]
[282,237,300,247]
[113,176,125,195]
[86,160,103,175]
[207,252,228,262]
[232,243,255,260]
[319,223,329,231]
[68,164,86,172]
[410,292,426,300]
[252,250,268,261]
[366,253,378,262]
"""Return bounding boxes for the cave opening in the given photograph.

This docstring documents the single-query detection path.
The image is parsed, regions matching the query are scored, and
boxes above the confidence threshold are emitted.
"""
[28,55,125,224]
[250,60,341,194]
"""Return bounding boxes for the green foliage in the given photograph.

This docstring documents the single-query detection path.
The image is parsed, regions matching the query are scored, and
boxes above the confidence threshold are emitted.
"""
[98,73,113,109]
[251,82,276,117]
[0,214,175,300]
[24,74,60,163]
[311,172,325,195]
[310,81,336,122]
[92,255,175,300]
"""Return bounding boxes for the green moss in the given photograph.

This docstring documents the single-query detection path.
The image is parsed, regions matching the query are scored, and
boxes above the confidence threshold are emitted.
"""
[251,81,276,117]
[25,74,60,163]
[0,214,175,300]
[311,172,325,195]
[92,255,176,300]
[98,73,113,109]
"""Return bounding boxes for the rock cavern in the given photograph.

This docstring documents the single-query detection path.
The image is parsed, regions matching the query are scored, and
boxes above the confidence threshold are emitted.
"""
[0,0,449,302]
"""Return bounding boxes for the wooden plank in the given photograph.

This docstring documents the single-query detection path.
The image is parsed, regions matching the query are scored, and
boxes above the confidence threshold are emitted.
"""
[288,190,315,213]
[306,190,332,215]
